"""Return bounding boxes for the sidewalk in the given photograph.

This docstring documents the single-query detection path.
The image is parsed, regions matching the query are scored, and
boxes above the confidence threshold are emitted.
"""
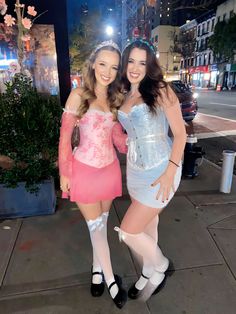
[0,158,236,314]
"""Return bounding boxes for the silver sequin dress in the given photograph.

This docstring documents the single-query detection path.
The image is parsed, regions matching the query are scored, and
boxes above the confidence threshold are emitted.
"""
[118,103,182,208]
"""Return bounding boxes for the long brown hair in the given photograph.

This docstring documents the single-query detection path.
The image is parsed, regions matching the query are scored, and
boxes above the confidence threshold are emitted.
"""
[121,39,167,114]
[78,45,123,120]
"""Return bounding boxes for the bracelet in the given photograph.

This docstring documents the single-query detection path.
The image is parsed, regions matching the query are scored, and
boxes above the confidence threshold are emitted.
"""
[169,159,179,167]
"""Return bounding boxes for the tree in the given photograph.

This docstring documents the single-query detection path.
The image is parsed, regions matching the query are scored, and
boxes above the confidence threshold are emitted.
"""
[69,12,103,74]
[209,14,236,63]
[169,29,196,59]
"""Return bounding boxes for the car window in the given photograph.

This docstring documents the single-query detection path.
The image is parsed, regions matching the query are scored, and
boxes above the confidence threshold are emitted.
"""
[171,81,189,93]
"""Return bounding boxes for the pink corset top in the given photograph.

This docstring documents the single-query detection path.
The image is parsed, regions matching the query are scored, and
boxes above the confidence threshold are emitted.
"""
[58,108,127,178]
[74,109,117,168]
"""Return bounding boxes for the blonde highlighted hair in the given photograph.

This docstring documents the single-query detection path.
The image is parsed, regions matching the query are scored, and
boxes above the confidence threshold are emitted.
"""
[77,44,123,120]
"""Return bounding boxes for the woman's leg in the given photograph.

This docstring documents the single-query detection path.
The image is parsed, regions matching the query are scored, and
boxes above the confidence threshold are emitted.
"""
[115,199,168,290]
[134,215,160,290]
[91,200,112,285]
[77,201,118,298]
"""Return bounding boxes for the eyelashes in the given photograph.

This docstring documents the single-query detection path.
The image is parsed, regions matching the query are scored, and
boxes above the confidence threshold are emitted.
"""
[128,60,146,66]
[98,63,118,71]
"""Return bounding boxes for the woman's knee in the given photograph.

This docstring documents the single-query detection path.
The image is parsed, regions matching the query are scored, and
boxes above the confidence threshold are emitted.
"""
[76,202,102,221]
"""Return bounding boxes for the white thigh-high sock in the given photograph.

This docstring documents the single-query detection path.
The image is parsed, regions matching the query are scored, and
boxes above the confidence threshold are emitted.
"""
[135,216,160,290]
[87,214,118,298]
[92,212,109,284]
[115,227,168,288]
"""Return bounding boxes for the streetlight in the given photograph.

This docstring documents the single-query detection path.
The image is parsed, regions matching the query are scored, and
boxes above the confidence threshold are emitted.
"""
[105,25,114,37]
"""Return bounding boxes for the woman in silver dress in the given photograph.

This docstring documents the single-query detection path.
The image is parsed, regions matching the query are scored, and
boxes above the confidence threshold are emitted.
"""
[115,39,186,300]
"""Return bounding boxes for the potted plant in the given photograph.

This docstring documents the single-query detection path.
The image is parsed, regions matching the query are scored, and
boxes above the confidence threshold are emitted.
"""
[0,73,62,218]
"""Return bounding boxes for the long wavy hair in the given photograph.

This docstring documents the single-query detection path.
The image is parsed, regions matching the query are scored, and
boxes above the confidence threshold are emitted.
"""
[121,39,167,114]
[78,45,123,120]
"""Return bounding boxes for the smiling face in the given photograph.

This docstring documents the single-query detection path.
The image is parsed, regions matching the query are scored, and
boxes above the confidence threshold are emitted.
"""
[126,48,147,85]
[93,49,120,87]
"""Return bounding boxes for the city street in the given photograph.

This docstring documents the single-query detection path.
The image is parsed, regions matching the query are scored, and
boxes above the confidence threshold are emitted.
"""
[185,90,236,173]
[197,90,236,120]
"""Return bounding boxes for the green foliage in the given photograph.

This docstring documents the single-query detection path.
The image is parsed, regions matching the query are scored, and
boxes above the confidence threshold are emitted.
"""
[0,74,62,192]
[209,14,236,63]
[69,12,103,73]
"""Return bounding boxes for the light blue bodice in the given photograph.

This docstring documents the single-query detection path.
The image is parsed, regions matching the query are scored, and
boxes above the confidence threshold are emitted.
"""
[118,103,172,170]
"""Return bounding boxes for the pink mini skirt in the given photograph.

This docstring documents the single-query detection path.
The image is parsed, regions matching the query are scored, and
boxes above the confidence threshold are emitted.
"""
[62,158,122,204]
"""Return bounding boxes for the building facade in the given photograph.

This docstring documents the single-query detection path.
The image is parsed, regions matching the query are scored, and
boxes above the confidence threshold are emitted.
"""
[179,19,197,84]
[215,0,236,89]
[192,10,216,88]
[151,25,181,81]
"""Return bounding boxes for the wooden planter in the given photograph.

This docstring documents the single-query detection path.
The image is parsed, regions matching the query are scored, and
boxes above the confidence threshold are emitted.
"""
[0,178,56,219]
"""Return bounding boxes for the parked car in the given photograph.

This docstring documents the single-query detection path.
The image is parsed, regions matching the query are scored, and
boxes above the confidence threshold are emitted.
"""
[170,80,198,121]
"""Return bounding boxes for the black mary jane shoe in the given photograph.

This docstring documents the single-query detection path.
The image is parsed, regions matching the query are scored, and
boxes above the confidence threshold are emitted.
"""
[128,272,150,300]
[90,271,105,297]
[152,260,175,296]
[108,275,127,309]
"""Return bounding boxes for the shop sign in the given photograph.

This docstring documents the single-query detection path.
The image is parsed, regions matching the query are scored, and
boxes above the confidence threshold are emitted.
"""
[210,64,218,71]
[230,64,236,71]
[189,65,209,74]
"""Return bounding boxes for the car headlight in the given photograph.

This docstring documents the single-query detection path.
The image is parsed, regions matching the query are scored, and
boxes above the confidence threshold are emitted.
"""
[193,92,199,99]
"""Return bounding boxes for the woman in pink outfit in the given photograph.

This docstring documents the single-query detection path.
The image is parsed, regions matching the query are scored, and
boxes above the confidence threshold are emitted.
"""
[58,41,127,309]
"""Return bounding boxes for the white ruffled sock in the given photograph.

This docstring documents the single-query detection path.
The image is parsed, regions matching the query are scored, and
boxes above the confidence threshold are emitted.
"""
[87,214,118,299]
[115,226,168,291]
[92,212,109,284]
[135,216,160,290]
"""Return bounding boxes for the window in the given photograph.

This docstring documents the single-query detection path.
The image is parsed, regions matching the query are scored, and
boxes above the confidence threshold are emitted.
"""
[202,23,205,35]
[230,10,234,18]
[207,21,210,32]
[155,35,158,42]
[208,52,212,65]
[211,19,215,31]
[197,25,201,36]
[223,13,226,21]
[217,16,220,23]
[201,39,204,49]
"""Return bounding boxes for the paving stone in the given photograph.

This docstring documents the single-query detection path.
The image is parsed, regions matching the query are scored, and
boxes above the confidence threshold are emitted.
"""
[179,160,236,206]
[158,196,224,269]
[0,284,150,314]
[209,214,236,229]
[193,204,236,228]
[0,219,22,287]
[115,197,223,270]
[0,206,135,297]
[147,265,236,314]
[209,228,236,278]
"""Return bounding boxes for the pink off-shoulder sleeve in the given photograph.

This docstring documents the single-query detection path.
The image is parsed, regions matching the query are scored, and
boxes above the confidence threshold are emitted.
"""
[58,111,78,178]
[112,122,128,154]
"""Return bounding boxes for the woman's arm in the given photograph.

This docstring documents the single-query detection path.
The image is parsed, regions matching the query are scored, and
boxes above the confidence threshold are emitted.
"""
[162,85,187,168]
[151,85,187,202]
[112,122,128,154]
[58,88,81,193]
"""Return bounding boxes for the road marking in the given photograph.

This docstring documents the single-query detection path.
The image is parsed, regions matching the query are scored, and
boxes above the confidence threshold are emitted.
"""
[198,112,236,122]
[210,102,236,108]
[197,130,236,139]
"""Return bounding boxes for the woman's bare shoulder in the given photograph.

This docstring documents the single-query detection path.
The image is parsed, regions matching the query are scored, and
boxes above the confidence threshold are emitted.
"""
[65,88,83,112]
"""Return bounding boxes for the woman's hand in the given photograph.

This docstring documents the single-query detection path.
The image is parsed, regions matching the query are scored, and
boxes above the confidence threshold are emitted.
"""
[151,164,177,202]
[60,175,70,193]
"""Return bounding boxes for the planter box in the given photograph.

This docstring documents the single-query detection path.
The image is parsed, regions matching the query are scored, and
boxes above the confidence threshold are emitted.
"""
[0,178,56,219]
